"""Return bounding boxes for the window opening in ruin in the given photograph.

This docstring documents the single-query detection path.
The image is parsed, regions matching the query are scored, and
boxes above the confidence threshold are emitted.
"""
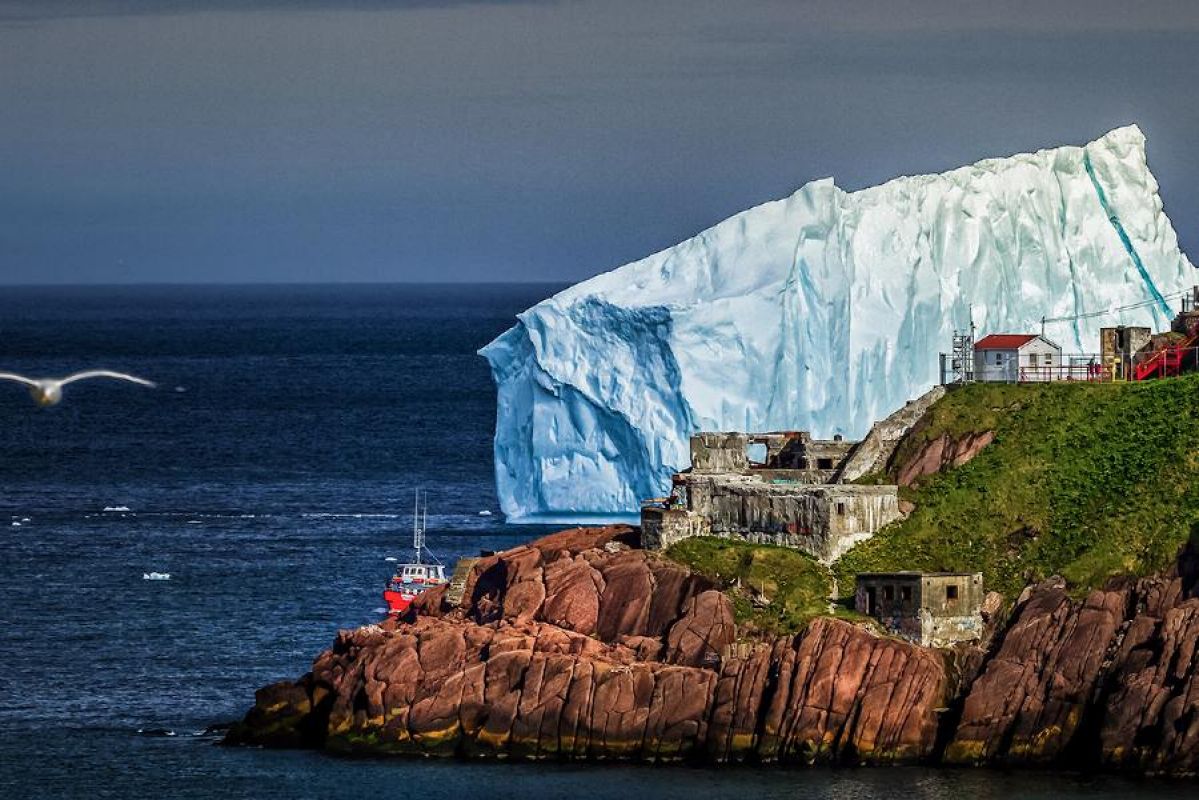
[946,585,959,601]
[882,586,894,601]
[746,442,767,464]
[836,502,846,515]
[817,458,834,470]
[900,586,912,602]
[798,457,809,469]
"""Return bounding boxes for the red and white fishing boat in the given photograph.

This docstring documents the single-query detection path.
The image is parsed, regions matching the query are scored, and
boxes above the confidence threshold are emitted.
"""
[382,489,447,616]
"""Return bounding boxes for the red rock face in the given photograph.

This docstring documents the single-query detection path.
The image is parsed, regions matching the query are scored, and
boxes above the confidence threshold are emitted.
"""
[228,527,1199,775]
[706,617,947,764]
[946,581,1127,764]
[227,526,948,764]
[893,430,995,487]
[946,554,1199,776]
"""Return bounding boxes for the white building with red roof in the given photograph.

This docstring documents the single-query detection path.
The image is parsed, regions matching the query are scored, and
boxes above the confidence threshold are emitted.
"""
[973,334,1062,382]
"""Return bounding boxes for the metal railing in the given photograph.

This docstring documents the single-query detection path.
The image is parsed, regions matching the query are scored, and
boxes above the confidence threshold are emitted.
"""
[1016,362,1109,383]
[1131,344,1199,381]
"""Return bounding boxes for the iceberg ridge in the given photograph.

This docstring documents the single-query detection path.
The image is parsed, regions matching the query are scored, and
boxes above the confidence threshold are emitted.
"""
[480,125,1194,520]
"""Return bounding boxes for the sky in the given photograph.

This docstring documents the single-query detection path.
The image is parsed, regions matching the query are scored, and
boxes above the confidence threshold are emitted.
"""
[2,0,1199,284]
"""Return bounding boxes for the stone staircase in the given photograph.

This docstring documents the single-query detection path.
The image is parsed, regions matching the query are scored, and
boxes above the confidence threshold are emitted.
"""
[835,386,946,483]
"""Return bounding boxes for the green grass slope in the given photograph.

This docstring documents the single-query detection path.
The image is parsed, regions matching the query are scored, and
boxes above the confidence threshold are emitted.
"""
[836,375,1199,597]
[665,537,837,634]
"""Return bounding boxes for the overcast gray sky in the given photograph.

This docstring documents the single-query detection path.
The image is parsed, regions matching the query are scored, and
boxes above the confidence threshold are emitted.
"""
[2,0,1198,284]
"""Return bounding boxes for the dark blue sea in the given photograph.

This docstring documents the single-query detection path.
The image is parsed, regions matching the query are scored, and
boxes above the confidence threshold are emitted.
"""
[0,284,1187,799]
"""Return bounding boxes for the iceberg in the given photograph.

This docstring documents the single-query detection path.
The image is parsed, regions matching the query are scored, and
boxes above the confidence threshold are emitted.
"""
[481,125,1195,520]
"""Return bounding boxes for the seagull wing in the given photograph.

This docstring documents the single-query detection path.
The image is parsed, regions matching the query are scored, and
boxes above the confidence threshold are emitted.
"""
[0,372,38,388]
[58,370,157,388]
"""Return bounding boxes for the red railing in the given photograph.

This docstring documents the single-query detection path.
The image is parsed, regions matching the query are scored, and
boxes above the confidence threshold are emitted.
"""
[1133,322,1199,381]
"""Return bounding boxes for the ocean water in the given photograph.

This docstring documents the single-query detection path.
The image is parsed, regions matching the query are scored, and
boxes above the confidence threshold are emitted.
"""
[0,284,1188,799]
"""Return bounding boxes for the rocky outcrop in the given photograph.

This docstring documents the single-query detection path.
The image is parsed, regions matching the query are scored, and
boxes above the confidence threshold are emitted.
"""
[227,526,949,764]
[946,580,1126,764]
[946,550,1199,775]
[229,526,1199,775]
[892,430,995,487]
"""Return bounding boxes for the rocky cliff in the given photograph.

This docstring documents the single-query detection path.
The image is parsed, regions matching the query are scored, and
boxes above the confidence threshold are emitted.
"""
[947,547,1199,774]
[229,527,1199,775]
[227,526,948,764]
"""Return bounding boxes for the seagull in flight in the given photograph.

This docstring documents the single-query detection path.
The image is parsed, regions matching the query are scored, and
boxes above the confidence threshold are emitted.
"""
[0,370,157,407]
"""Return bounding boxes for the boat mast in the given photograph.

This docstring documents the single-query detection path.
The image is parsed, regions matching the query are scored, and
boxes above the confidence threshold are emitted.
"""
[413,488,426,565]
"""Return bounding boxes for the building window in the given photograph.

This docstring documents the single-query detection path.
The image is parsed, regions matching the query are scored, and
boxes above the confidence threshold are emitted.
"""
[817,457,834,470]
[836,502,846,516]
[946,585,959,601]
[883,586,894,601]
[994,352,1002,365]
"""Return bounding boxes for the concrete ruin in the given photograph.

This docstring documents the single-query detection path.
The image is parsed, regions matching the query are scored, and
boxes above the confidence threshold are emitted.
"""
[641,390,943,563]
[649,477,901,562]
[854,571,985,647]
[1100,325,1152,380]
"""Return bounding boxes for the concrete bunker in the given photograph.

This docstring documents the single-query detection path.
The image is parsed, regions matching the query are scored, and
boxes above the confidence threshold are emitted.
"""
[854,571,984,647]
[641,392,943,564]
[642,429,900,563]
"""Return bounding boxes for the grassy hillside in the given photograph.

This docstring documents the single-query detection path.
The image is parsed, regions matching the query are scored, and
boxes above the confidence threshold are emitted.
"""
[836,375,1199,597]
[666,537,836,634]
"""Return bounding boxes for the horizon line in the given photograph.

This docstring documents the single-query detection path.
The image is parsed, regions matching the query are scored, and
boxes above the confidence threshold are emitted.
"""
[0,278,572,289]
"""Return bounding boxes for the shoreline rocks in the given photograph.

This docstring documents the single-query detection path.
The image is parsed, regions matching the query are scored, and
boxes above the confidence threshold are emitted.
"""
[226,526,948,764]
[227,526,1199,776]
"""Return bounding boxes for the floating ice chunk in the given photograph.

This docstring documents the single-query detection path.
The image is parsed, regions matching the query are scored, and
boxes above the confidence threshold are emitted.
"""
[481,125,1195,519]
[103,506,132,513]
[143,572,171,580]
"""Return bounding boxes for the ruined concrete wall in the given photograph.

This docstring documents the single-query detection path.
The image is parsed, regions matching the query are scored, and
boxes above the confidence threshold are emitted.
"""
[756,432,807,467]
[690,433,749,474]
[826,491,902,560]
[704,490,830,558]
[881,612,926,644]
[758,433,854,472]
[921,611,984,648]
[752,468,837,485]
[854,575,921,616]
[641,507,710,550]
[802,439,855,470]
[921,574,985,617]
[681,477,900,563]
